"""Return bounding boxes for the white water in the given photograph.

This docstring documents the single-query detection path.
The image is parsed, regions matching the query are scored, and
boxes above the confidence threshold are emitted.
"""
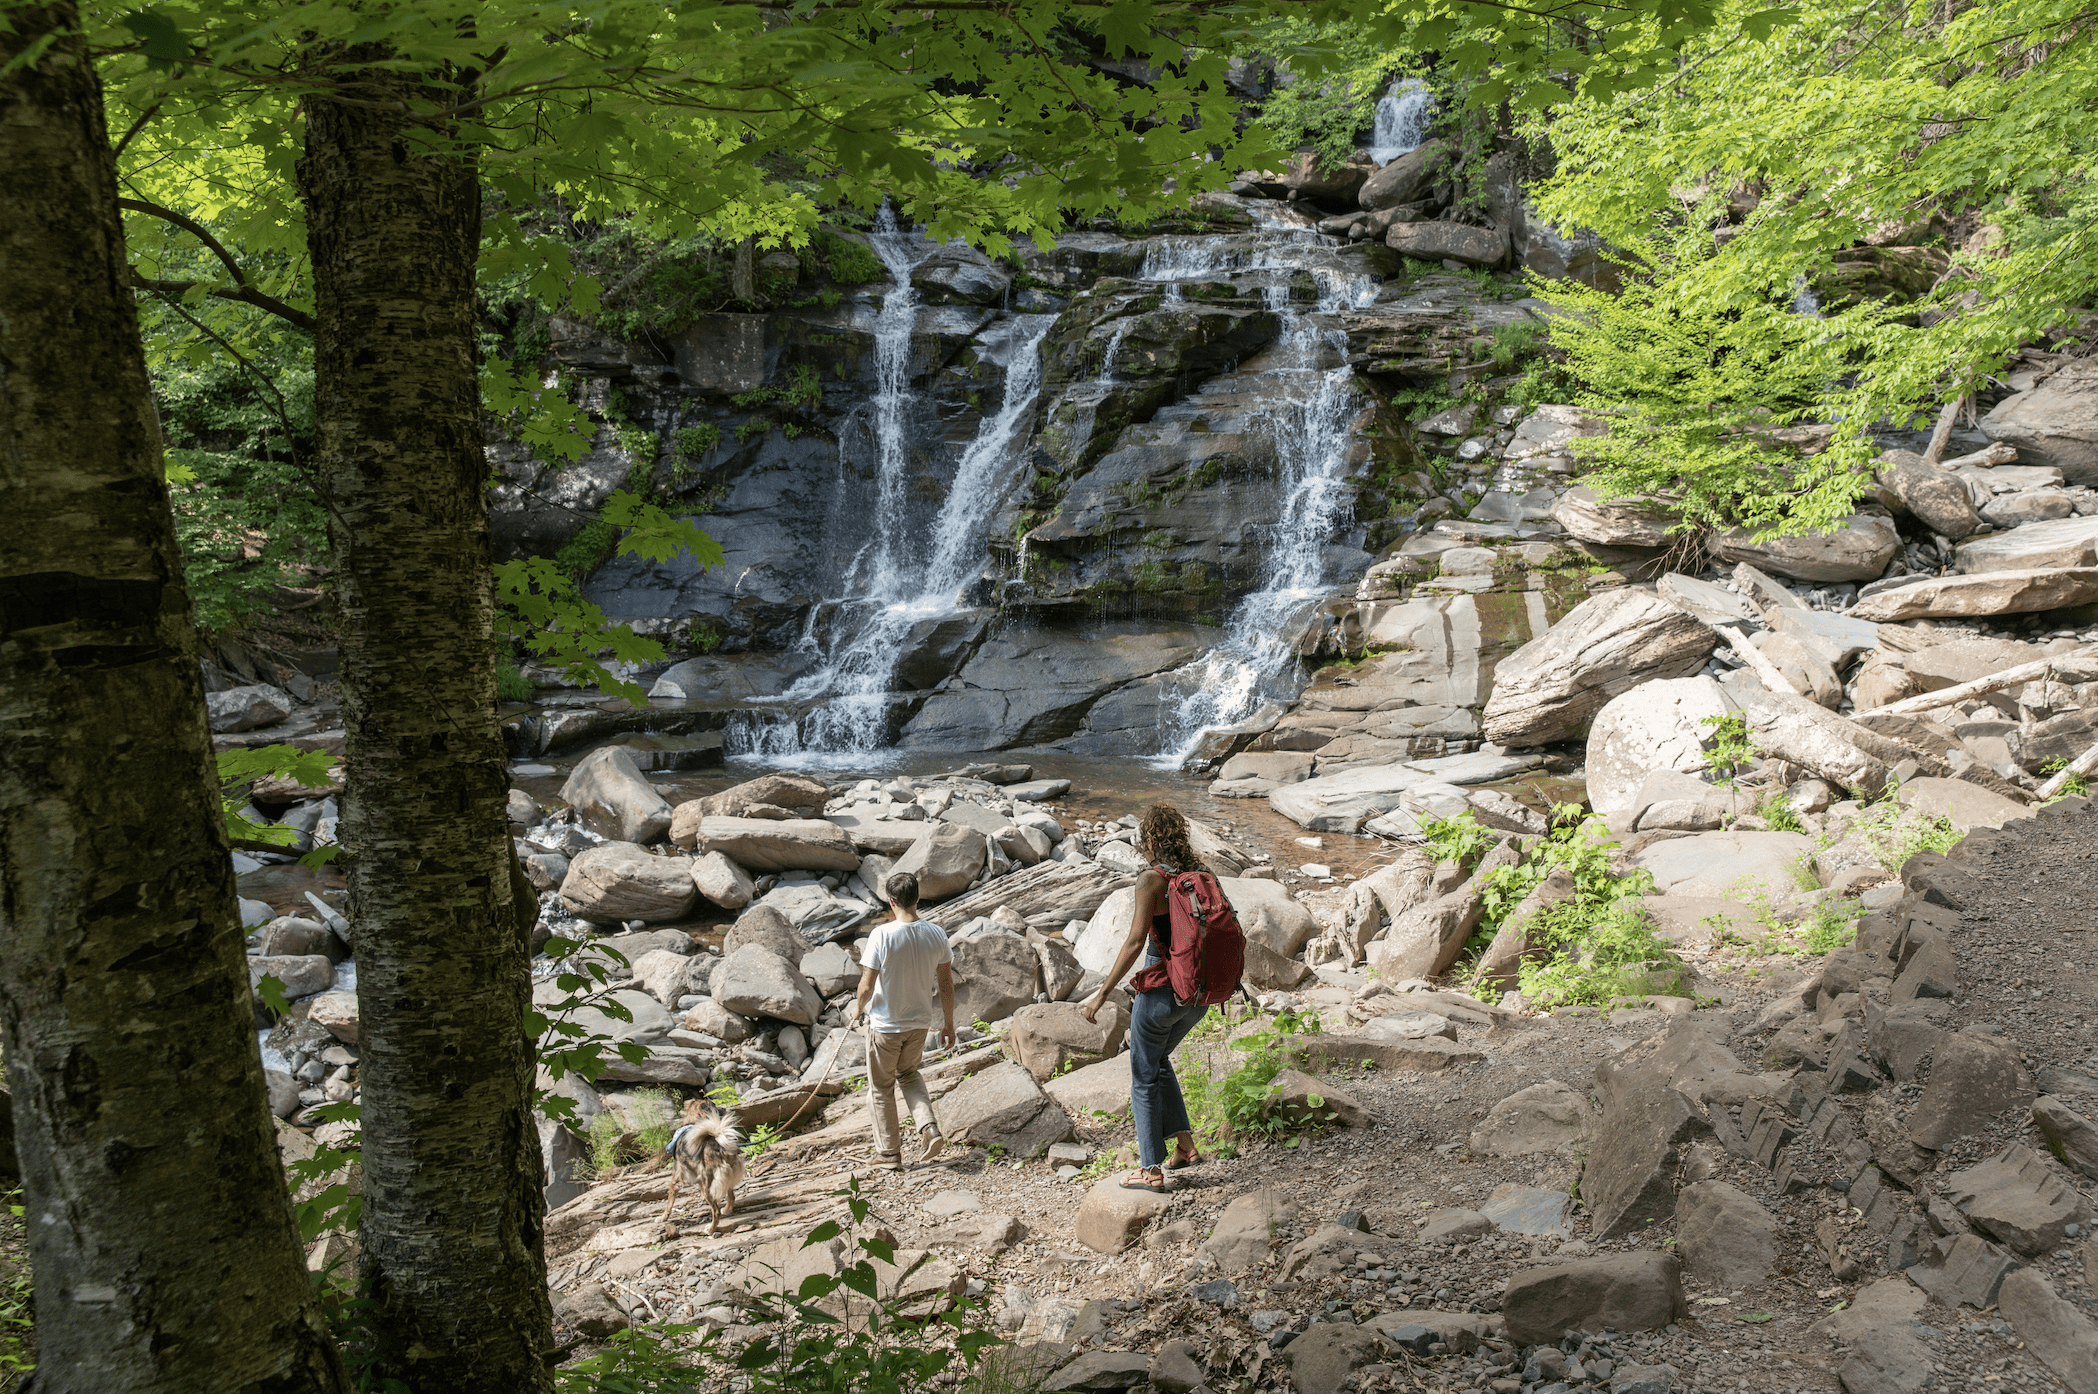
[1141,230,1381,768]
[1791,274,1822,318]
[1369,79,1434,166]
[866,206,928,593]
[735,309,1061,761]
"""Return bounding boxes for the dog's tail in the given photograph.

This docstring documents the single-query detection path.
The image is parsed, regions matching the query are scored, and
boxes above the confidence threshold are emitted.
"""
[686,1112,746,1156]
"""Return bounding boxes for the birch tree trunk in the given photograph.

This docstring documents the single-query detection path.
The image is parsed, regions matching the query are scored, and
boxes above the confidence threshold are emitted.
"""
[0,6,349,1390]
[296,57,554,1392]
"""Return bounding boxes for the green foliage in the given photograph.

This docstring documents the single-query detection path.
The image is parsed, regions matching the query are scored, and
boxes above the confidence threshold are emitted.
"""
[733,365,823,413]
[496,661,534,702]
[0,1193,30,1390]
[558,1182,1001,1393]
[529,936,652,1118]
[1250,22,1421,174]
[1175,1008,1333,1152]
[1846,804,1962,871]
[814,231,886,287]
[1756,793,1806,834]
[1701,713,1759,786]
[214,743,340,865]
[2042,757,2091,800]
[1802,898,1859,955]
[587,1089,676,1172]
[675,424,721,460]
[1412,810,1494,869]
[1489,320,1547,367]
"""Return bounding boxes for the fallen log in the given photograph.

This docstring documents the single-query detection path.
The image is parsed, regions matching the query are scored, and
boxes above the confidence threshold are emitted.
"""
[2038,738,2098,801]
[1855,646,2098,719]
[1717,623,1803,698]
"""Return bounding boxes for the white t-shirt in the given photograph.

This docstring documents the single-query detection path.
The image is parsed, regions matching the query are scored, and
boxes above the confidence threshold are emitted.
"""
[863,919,951,1034]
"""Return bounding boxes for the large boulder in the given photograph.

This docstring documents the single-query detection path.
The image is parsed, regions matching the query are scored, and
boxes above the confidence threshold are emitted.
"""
[307,990,360,1045]
[630,948,706,1009]
[1366,884,1484,982]
[710,944,822,1026]
[1358,137,1456,210]
[1740,696,1892,799]
[1472,866,1578,988]
[1954,514,2098,573]
[1851,566,2098,621]
[949,931,1038,1025]
[1268,749,1545,833]
[1074,1173,1173,1255]
[939,1060,1074,1160]
[1469,1078,1594,1156]
[1219,877,1320,959]
[1713,511,1901,583]
[1386,221,1508,269]
[1502,1253,1687,1345]
[1910,1029,2035,1149]
[891,824,989,900]
[1584,677,1737,820]
[558,843,699,924]
[1550,486,1678,547]
[680,816,860,873]
[1630,829,1816,904]
[911,243,1013,305]
[207,683,295,733]
[1481,589,1714,747]
[1877,453,1979,539]
[689,773,828,821]
[1904,636,2046,690]
[1006,1001,1130,1081]
[1584,1051,1713,1239]
[690,850,755,909]
[1073,886,1135,973]
[561,745,674,844]
[723,903,807,966]
[1979,362,2098,483]
[1673,1181,1778,1288]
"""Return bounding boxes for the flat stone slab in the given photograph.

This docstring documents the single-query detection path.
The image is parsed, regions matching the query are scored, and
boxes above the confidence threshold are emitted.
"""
[1268,750,1544,832]
[1479,1182,1574,1237]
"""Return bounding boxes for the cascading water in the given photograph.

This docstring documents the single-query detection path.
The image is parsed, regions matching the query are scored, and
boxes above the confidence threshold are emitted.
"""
[734,308,1061,761]
[865,206,929,591]
[1138,226,1381,768]
[1368,78,1434,166]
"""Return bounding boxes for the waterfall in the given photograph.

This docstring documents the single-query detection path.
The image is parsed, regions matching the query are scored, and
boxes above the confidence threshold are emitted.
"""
[1368,79,1434,166]
[734,310,1061,760]
[866,206,928,593]
[1142,229,1381,769]
[1791,274,1822,318]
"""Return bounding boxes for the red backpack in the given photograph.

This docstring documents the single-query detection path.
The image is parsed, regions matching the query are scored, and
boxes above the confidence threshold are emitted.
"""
[1128,867,1247,1008]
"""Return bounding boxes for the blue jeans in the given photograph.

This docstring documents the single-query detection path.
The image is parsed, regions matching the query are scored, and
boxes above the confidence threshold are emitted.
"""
[1129,986,1208,1169]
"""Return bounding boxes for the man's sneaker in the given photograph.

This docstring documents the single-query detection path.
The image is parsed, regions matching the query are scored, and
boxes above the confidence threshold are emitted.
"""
[878,1152,903,1172]
[918,1128,946,1165]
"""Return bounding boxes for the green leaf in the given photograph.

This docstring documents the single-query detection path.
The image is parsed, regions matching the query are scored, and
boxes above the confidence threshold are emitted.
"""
[256,973,291,1015]
[119,10,193,64]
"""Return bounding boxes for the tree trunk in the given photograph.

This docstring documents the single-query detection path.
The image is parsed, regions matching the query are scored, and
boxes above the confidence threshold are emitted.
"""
[0,7,350,1391]
[296,59,554,1393]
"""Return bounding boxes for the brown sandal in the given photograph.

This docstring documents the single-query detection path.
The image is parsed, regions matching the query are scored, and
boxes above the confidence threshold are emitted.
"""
[1119,1170,1167,1193]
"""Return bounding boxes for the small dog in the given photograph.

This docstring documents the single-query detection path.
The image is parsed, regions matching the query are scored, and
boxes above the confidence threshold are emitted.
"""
[660,1099,747,1239]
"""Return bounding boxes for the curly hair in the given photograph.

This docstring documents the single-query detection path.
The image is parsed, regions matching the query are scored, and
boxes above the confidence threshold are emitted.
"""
[1138,802,1201,873]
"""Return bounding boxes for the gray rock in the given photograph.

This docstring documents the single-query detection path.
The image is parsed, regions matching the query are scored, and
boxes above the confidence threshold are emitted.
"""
[506,788,541,830]
[1358,137,1456,209]
[1997,1268,2098,1393]
[207,683,295,733]
[1954,514,2098,573]
[1189,1278,1238,1306]
[1583,1053,1713,1239]
[1983,489,2075,527]
[940,1060,1074,1161]
[1418,1207,1492,1244]
[690,850,755,910]
[1501,1252,1687,1345]
[1470,1079,1595,1157]
[723,903,806,967]
[2032,1096,2098,1180]
[1551,486,1678,547]
[1673,1181,1778,1288]
[1980,361,2098,483]
[1878,454,1979,539]
[556,1283,630,1339]
[950,931,1042,1026]
[248,954,334,1001]
[912,243,1013,305]
[565,986,671,1046]
[255,915,346,961]
[1148,1339,1206,1394]
[800,942,861,997]
[1268,749,1545,832]
[1867,996,1950,1082]
[710,944,821,1026]
[1910,1029,2035,1149]
[1006,1001,1128,1081]
[1072,1172,1172,1255]
[1584,677,1737,820]
[682,997,751,1043]
[1199,1187,1299,1274]
[1387,221,1508,268]
[1851,566,2098,621]
[629,948,707,1009]
[1035,937,1084,1002]
[891,823,988,900]
[1630,829,1817,905]
[558,843,699,925]
[307,990,359,1044]
[1286,1325,1393,1394]
[1947,1144,2091,1256]
[684,816,861,874]
[1481,589,1715,747]
[561,745,674,845]
[1045,1351,1152,1392]
[1714,511,1901,583]
[1478,1182,1575,1237]
[1812,1277,1933,1394]
[264,1069,301,1119]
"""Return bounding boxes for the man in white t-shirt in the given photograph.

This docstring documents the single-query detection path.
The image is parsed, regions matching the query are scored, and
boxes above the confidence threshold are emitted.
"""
[854,871,955,1169]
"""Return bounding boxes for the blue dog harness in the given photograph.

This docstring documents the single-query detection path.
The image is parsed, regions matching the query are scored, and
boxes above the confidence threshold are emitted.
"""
[666,1123,696,1155]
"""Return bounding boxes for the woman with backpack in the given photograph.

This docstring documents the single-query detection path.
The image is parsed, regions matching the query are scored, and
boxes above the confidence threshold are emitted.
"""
[1082,802,1243,1193]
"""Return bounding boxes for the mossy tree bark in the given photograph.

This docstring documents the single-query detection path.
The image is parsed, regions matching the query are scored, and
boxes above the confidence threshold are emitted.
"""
[296,54,554,1393]
[0,6,350,1390]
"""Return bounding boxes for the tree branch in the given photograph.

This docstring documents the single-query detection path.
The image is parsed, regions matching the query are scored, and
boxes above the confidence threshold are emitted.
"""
[128,270,318,335]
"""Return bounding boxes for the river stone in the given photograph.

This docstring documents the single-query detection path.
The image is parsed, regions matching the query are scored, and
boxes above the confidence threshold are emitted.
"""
[308,990,360,1045]
[1366,884,1484,983]
[1674,1181,1778,1288]
[754,882,872,938]
[1387,221,1507,268]
[1630,830,1817,905]
[950,931,1038,1025]
[683,816,860,874]
[691,773,829,821]
[1268,749,1544,831]
[683,997,751,1042]
[801,942,861,997]
[1905,636,2046,689]
[1470,1079,1594,1156]
[1714,511,1901,583]
[1878,454,1979,539]
[208,683,295,733]
[557,843,697,924]
[630,948,707,1009]
[828,813,939,857]
[1502,1253,1688,1345]
[1895,777,2036,832]
[1980,362,2098,483]
[1481,588,1714,747]
[1093,840,1148,875]
[256,915,343,961]
[892,823,988,900]
[1585,677,1737,819]
[1656,571,1759,628]
[1358,137,1455,210]
[1419,1207,1492,1244]
[687,849,755,910]
[943,1060,1075,1161]
[1199,1188,1300,1274]
[1955,515,2098,573]
[912,243,1012,305]
[1947,1145,2092,1255]
[1219,877,1319,959]
[723,904,806,967]
[1741,695,1891,798]
[1550,486,1678,547]
[569,987,672,1046]
[1851,566,2098,620]
[561,745,674,845]
[710,944,822,1026]
[1006,1001,1129,1081]
[507,787,541,831]
[1983,490,2076,527]
[1217,751,1314,784]
[1910,1028,2036,1149]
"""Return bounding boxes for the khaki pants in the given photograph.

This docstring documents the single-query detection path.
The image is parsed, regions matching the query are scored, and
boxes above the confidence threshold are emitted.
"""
[865,1026,936,1157]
